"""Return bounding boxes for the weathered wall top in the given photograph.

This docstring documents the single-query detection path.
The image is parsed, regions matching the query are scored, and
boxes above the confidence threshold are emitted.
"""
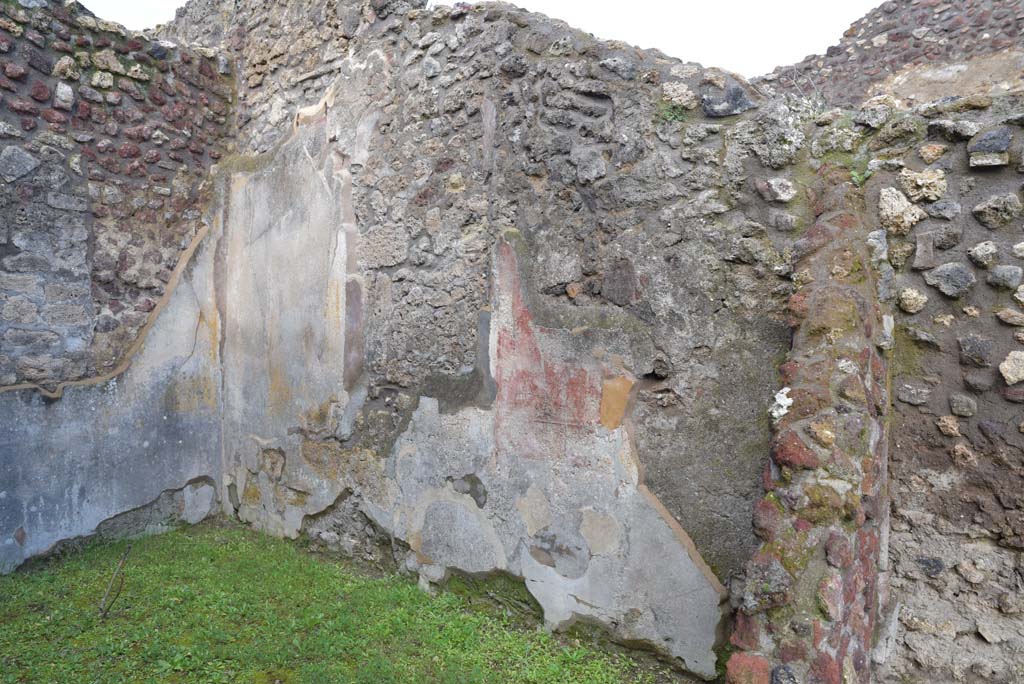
[760,0,1024,106]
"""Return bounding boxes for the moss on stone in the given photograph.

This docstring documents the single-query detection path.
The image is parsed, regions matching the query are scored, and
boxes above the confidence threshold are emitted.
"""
[870,113,926,150]
[714,642,738,680]
[892,324,923,378]
[804,293,859,338]
[764,528,814,576]
[445,571,543,628]
[654,98,690,124]
[799,484,842,524]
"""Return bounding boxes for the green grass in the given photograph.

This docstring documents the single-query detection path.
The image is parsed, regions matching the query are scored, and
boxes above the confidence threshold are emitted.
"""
[0,522,665,684]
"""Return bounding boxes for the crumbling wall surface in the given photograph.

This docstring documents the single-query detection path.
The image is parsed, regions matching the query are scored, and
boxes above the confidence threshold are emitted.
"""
[864,94,1024,684]
[162,0,815,676]
[0,0,228,571]
[0,0,231,394]
[760,0,1024,107]
[157,0,383,154]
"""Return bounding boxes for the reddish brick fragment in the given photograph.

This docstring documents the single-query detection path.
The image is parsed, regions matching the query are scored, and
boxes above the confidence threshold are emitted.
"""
[825,531,853,569]
[726,652,770,684]
[773,430,821,469]
[118,142,141,159]
[3,61,26,79]
[779,640,808,663]
[809,651,841,684]
[41,109,66,124]
[730,611,761,650]
[29,80,50,102]
[753,497,786,541]
[7,97,39,115]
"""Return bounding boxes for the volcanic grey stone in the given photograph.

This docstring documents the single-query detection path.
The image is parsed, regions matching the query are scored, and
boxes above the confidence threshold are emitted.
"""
[913,232,937,270]
[905,325,940,349]
[571,147,607,185]
[855,97,894,128]
[897,384,931,405]
[923,262,976,298]
[599,56,637,80]
[45,192,89,212]
[422,57,441,78]
[958,334,995,368]
[949,393,977,417]
[767,208,796,231]
[987,265,1023,290]
[925,200,961,221]
[967,241,999,268]
[771,665,798,684]
[916,557,945,578]
[751,102,806,168]
[702,83,756,117]
[77,85,104,103]
[0,146,40,182]
[601,259,636,306]
[928,118,981,140]
[933,223,962,250]
[969,128,1012,154]
[757,177,797,203]
[973,193,1023,229]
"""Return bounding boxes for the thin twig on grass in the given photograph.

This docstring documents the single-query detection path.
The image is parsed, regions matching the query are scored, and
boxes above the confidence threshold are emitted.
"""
[99,544,132,619]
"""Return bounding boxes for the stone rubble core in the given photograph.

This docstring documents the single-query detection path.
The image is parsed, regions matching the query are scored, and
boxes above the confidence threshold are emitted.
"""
[2,1,1024,683]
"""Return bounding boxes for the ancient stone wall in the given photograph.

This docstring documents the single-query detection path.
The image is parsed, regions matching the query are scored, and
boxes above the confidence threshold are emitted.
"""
[0,0,231,393]
[155,2,813,675]
[865,95,1024,684]
[156,0,376,154]
[760,0,1024,106]
[0,0,230,571]
[3,0,813,676]
[3,1,1024,683]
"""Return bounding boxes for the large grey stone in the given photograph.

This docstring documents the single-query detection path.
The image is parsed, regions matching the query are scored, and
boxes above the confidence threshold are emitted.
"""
[967,241,998,268]
[925,199,961,221]
[973,193,1022,229]
[52,82,75,111]
[987,265,1023,290]
[924,262,976,298]
[702,83,756,117]
[968,127,1012,167]
[949,394,977,417]
[0,146,40,182]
